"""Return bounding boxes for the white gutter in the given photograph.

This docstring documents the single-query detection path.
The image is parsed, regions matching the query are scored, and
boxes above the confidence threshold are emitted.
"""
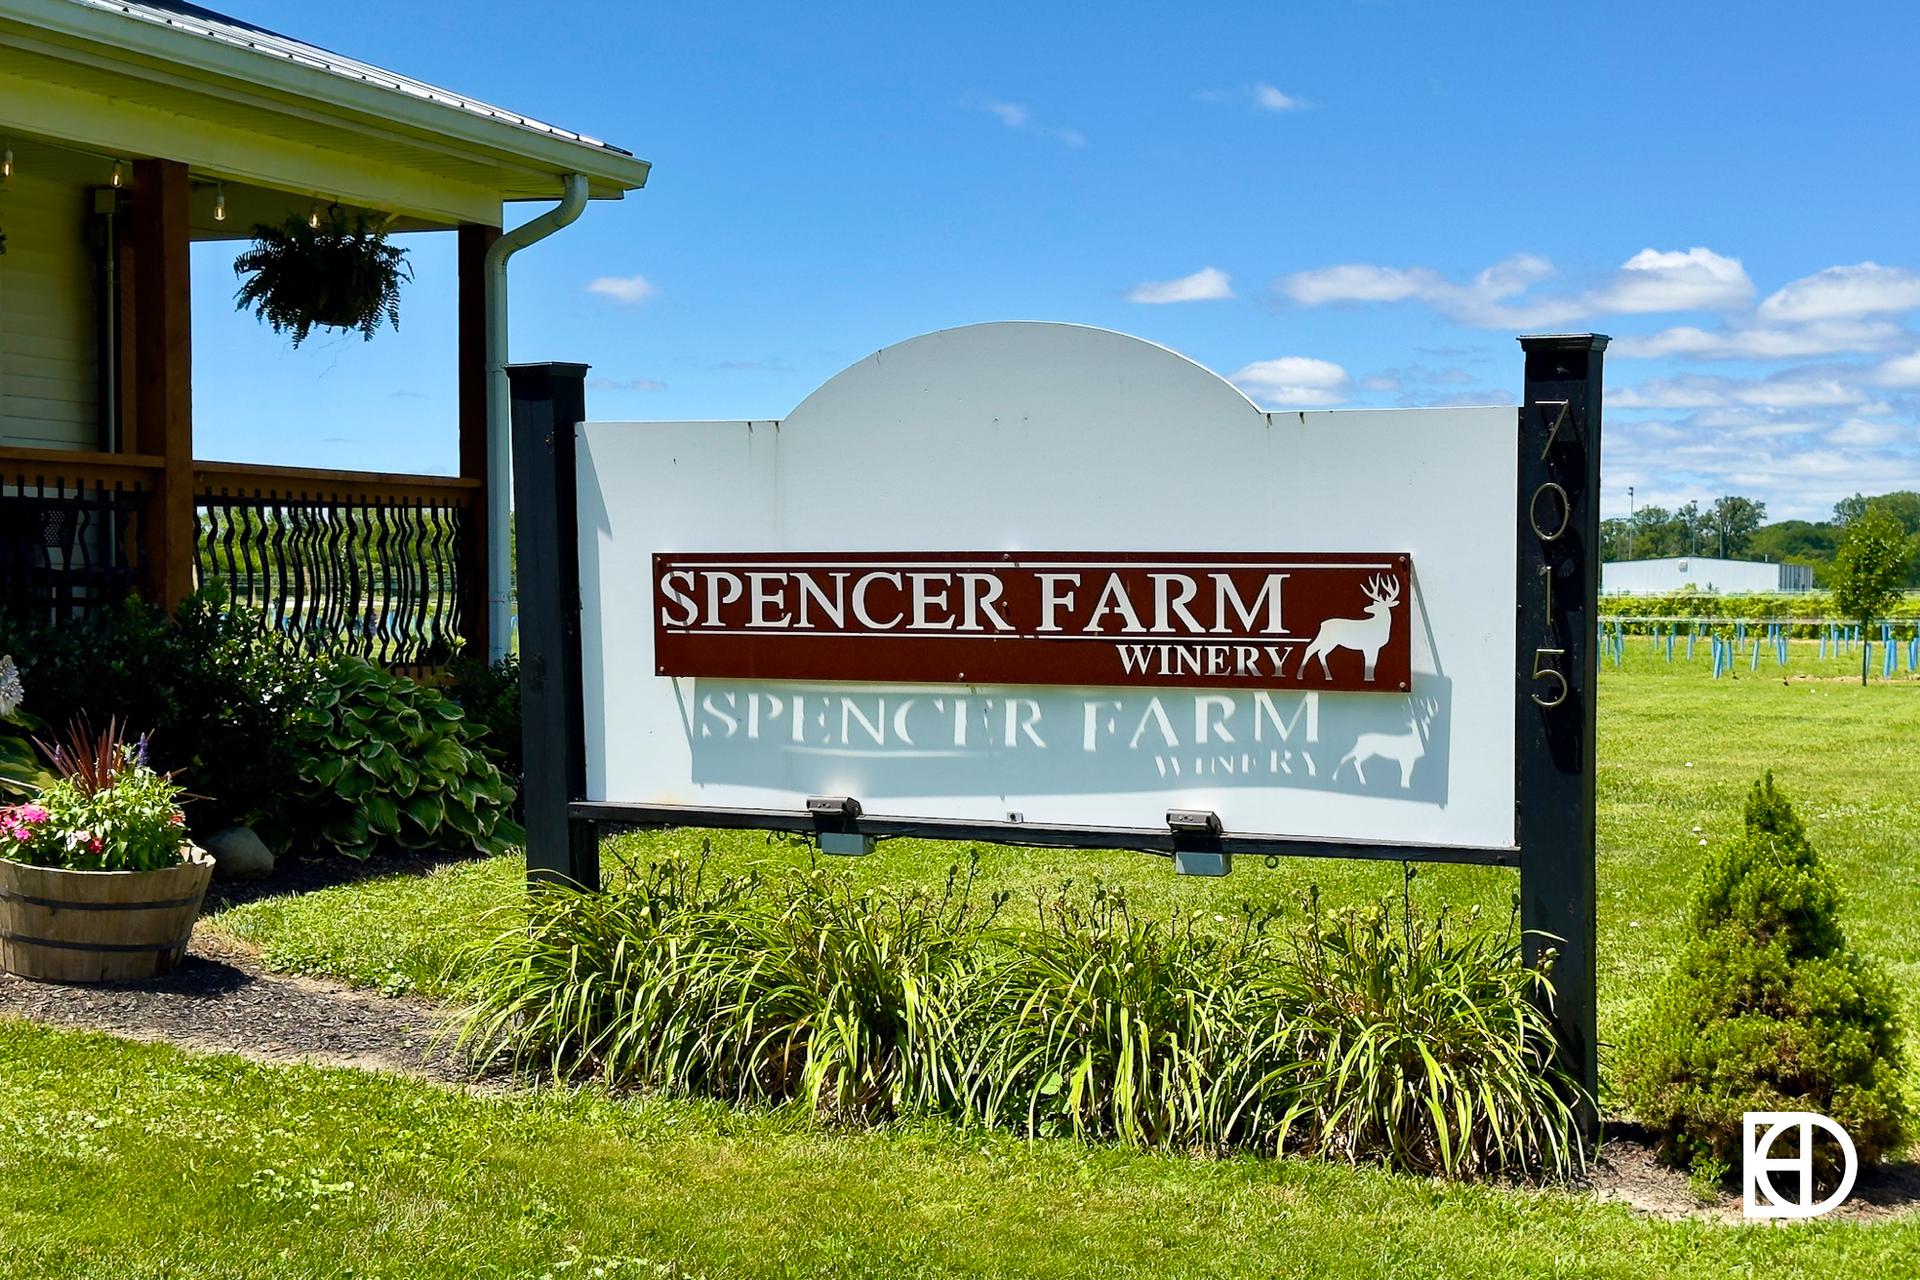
[485,173,589,660]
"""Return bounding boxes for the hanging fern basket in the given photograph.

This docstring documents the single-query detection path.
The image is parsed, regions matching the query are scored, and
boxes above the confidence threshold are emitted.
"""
[233,207,412,348]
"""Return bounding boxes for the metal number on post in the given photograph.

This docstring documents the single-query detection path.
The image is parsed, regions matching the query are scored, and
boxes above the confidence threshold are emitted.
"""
[1515,335,1607,1127]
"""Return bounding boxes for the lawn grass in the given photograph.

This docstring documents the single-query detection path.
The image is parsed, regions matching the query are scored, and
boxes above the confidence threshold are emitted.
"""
[9,657,1920,1276]
[4,1021,1918,1280]
[210,656,1920,1109]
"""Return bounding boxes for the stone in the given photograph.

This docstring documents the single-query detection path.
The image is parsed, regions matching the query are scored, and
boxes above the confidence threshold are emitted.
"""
[203,826,275,881]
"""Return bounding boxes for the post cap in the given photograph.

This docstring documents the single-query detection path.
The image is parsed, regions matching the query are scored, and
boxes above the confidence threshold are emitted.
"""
[506,361,593,376]
[1517,333,1611,352]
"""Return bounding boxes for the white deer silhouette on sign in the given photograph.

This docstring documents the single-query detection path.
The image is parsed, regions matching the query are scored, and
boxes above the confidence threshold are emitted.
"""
[1332,696,1438,789]
[1298,573,1401,682]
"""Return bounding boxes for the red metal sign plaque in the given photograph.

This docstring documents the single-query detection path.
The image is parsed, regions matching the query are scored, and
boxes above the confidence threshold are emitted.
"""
[652,552,1412,691]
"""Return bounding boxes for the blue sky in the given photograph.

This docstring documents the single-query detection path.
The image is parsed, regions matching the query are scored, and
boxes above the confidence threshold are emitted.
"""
[188,1,1920,523]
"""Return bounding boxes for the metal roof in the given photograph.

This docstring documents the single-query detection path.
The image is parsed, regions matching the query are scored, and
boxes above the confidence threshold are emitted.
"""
[68,0,637,162]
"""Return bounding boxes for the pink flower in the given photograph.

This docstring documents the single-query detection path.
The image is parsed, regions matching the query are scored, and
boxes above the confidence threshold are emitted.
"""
[87,837,103,855]
[16,805,47,824]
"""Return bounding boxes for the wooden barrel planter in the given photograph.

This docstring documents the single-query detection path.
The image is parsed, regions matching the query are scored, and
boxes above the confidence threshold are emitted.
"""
[0,847,213,983]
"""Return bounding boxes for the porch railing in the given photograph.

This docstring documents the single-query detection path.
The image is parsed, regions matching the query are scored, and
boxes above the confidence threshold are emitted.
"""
[0,448,158,618]
[193,462,481,667]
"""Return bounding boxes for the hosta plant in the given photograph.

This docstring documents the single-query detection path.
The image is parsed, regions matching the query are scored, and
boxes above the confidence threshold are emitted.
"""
[291,656,522,860]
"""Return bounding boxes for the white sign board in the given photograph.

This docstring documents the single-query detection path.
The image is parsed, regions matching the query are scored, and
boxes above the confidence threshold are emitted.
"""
[575,322,1517,849]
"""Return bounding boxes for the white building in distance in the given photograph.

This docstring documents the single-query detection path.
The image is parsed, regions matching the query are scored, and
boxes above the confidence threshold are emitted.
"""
[1602,556,1815,595]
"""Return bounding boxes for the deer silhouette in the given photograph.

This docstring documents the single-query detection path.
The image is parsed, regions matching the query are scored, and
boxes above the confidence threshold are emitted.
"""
[1298,574,1400,682]
[1332,696,1437,789]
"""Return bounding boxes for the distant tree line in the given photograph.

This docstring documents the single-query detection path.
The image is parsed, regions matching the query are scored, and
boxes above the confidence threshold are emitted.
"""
[1601,491,1920,588]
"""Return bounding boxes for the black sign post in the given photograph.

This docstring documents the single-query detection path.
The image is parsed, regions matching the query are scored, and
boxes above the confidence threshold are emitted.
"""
[508,361,599,889]
[1516,334,1607,1118]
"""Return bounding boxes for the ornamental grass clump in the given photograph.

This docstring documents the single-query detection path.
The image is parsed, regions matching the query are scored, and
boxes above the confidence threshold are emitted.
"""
[449,856,1589,1181]
[1618,774,1907,1174]
[935,886,1300,1152]
[1277,880,1588,1180]
[453,854,999,1120]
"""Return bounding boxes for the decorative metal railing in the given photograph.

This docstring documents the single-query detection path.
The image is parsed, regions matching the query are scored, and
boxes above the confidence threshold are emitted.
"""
[0,448,157,618]
[193,462,480,666]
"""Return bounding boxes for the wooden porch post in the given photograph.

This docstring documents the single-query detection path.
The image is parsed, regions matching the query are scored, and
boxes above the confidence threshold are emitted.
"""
[129,158,194,607]
[457,222,501,658]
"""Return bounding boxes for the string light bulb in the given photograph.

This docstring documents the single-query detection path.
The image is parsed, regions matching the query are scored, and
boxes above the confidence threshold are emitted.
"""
[2,145,12,180]
[213,183,226,223]
[111,160,123,188]
[308,202,321,229]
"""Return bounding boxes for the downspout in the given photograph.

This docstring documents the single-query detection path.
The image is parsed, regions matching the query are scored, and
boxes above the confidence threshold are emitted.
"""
[484,172,589,660]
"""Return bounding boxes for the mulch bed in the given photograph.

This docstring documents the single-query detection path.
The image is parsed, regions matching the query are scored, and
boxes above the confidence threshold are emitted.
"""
[0,932,474,1084]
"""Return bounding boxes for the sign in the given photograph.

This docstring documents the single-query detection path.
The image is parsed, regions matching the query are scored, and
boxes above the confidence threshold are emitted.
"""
[564,322,1523,852]
[1743,1111,1859,1220]
[507,322,1607,1106]
[652,551,1413,691]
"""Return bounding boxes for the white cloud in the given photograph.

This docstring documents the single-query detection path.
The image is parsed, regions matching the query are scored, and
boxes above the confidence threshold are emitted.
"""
[1126,267,1233,304]
[1279,254,1575,328]
[1611,319,1906,360]
[1612,371,1868,411]
[1281,263,1443,306]
[1228,356,1350,405]
[1758,262,1920,322]
[972,98,1085,146]
[1826,418,1907,448]
[1589,248,1753,313]
[1253,84,1303,112]
[1280,247,1750,330]
[586,274,658,304]
[1601,403,1920,521]
[1874,349,1920,387]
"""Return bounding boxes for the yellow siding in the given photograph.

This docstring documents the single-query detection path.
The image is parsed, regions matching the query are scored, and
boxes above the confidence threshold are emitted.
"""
[0,172,99,449]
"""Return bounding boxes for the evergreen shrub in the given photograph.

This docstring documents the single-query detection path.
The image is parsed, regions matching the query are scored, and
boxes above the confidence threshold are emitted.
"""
[1617,774,1907,1172]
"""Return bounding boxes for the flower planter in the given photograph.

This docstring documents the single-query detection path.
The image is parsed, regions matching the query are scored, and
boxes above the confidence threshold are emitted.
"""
[0,847,213,983]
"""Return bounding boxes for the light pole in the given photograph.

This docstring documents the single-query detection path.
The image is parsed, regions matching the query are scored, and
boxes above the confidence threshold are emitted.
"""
[1627,485,1635,559]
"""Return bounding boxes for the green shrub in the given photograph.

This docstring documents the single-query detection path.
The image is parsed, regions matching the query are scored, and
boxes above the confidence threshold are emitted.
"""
[287,656,522,860]
[0,590,315,834]
[446,653,522,804]
[450,857,1588,1181]
[1617,774,1908,1171]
